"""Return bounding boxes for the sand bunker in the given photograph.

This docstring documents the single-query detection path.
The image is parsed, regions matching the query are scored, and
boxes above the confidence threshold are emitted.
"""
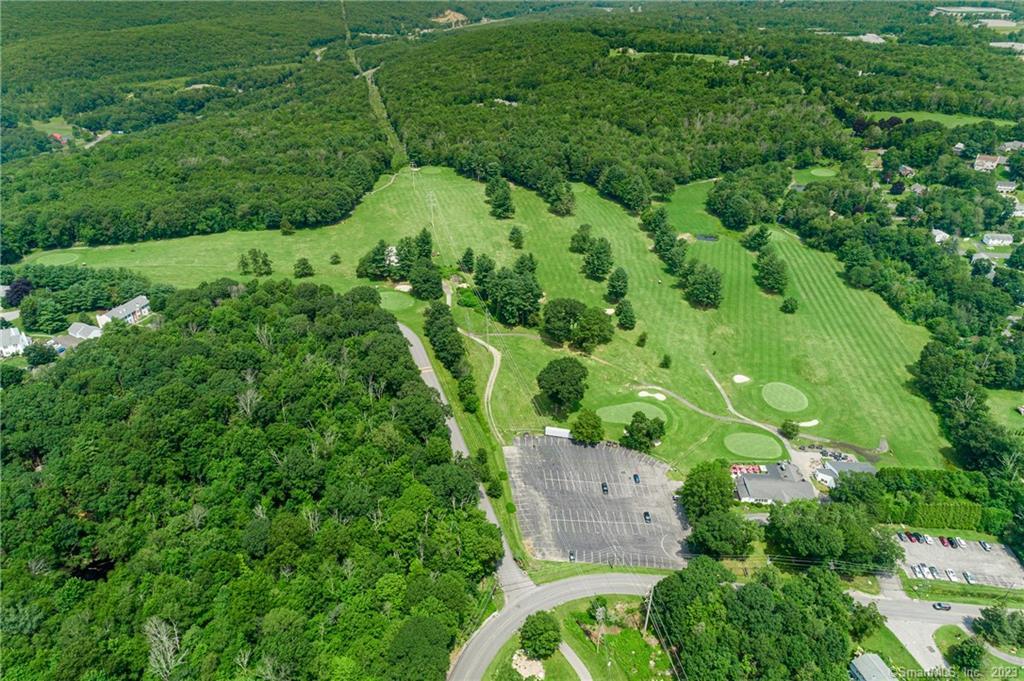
[604,308,615,315]
[798,419,819,427]
[638,390,667,401]
[732,374,751,384]
[394,283,412,293]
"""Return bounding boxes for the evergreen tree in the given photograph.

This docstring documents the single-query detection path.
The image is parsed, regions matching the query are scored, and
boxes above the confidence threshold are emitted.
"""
[329,253,341,265]
[665,241,689,275]
[409,258,443,300]
[474,253,496,299]
[753,247,788,295]
[394,236,418,280]
[781,297,799,314]
[508,225,524,249]
[569,224,593,254]
[487,176,515,219]
[572,307,614,353]
[636,331,647,347]
[1007,244,1024,271]
[741,225,772,252]
[459,248,475,273]
[293,258,314,278]
[685,264,723,309]
[356,240,391,280]
[582,237,613,281]
[620,411,665,452]
[280,217,295,236]
[542,298,586,344]
[238,253,251,275]
[606,267,628,301]
[615,299,636,330]
[416,228,433,259]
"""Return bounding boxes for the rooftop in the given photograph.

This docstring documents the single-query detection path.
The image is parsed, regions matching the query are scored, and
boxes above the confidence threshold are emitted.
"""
[104,295,149,320]
[850,653,897,681]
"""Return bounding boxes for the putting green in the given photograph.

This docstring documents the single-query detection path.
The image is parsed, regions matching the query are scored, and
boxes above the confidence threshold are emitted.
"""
[761,382,809,412]
[810,167,837,177]
[379,290,414,311]
[34,252,79,265]
[596,401,667,424]
[723,432,783,459]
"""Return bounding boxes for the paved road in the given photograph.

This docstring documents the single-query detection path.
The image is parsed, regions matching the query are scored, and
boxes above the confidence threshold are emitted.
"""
[448,573,661,681]
[559,642,593,681]
[398,322,469,456]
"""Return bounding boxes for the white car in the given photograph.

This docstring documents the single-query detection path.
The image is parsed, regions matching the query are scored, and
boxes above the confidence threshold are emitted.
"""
[910,564,922,578]
[964,571,976,585]
[945,568,958,582]
[921,564,934,580]
[924,534,934,545]
[955,537,966,549]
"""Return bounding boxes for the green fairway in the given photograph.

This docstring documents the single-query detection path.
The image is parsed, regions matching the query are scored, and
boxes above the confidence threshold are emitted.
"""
[793,166,838,183]
[595,401,668,424]
[724,432,783,459]
[379,289,415,311]
[987,389,1024,432]
[867,110,1016,127]
[34,252,80,265]
[23,166,947,469]
[762,382,810,413]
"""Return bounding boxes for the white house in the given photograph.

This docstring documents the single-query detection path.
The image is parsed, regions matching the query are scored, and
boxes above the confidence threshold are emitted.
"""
[983,233,1014,247]
[999,140,1024,153]
[996,181,1018,194]
[898,164,916,178]
[67,322,103,340]
[974,154,1007,172]
[931,228,951,244]
[909,183,927,196]
[97,295,150,328]
[544,426,572,439]
[0,328,31,357]
[1015,202,1024,218]
[814,460,877,489]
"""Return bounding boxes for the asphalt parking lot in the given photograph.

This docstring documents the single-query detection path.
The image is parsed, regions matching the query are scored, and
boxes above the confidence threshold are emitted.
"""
[898,533,1024,589]
[505,434,689,569]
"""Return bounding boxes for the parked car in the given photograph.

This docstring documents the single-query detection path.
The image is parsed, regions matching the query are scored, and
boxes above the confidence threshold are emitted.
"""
[945,569,958,582]
[955,537,966,549]
[643,511,652,524]
[601,482,609,495]
[633,473,640,484]
[910,564,922,578]
[896,533,906,542]
[569,550,576,563]
[939,536,949,547]
[981,541,992,552]
[914,532,925,543]
[933,603,952,611]
[930,566,940,579]
[947,537,959,548]
[964,571,976,585]
[924,534,934,545]
[908,532,918,543]
[919,563,932,579]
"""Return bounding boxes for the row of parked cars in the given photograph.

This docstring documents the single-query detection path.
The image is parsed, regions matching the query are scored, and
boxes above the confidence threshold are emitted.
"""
[910,563,978,585]
[896,531,993,551]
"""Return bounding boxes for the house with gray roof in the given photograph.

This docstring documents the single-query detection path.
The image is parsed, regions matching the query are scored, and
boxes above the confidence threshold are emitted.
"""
[814,460,877,489]
[97,295,150,328]
[850,653,897,681]
[996,180,1018,194]
[68,322,102,340]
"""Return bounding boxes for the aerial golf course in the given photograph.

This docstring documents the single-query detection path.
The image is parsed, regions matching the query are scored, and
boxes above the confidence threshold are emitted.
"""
[26,165,948,470]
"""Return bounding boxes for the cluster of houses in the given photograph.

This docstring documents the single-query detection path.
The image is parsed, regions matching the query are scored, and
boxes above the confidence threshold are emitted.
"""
[0,295,150,360]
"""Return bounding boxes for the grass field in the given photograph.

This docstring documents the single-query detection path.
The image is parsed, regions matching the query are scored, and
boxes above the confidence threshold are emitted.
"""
[552,596,670,681]
[987,389,1024,433]
[867,110,1016,127]
[899,573,1024,608]
[860,626,923,673]
[23,166,947,469]
[483,634,578,681]
[934,625,1023,680]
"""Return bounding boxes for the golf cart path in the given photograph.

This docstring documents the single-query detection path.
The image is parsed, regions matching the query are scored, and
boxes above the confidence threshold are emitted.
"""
[559,642,593,681]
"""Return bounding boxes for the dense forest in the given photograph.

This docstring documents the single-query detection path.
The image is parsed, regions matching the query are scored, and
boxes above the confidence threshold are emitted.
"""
[1,279,501,680]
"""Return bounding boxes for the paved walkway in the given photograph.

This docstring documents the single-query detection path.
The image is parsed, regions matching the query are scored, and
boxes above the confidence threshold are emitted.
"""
[398,322,468,456]
[559,642,593,681]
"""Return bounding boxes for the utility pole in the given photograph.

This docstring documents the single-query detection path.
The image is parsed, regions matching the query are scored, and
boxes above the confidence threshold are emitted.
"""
[643,584,654,635]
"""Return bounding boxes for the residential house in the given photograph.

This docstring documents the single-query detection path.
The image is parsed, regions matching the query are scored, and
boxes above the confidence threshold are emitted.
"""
[67,322,102,340]
[1014,202,1024,218]
[734,462,815,504]
[814,460,877,489]
[0,328,31,357]
[999,140,1024,153]
[898,164,916,178]
[97,295,150,328]
[983,233,1014,247]
[996,180,1019,194]
[931,228,951,244]
[974,154,1007,172]
[952,142,966,155]
[909,183,927,196]
[850,653,898,681]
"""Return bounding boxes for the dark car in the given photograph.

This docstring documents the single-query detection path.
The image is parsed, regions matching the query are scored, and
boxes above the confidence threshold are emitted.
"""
[601,482,609,495]
[643,511,652,524]
[569,550,576,563]
[914,532,925,543]
[633,473,640,484]
[933,602,952,611]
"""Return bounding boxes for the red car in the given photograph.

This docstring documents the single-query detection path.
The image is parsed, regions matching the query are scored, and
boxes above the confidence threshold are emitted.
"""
[939,536,949,547]
[907,532,917,543]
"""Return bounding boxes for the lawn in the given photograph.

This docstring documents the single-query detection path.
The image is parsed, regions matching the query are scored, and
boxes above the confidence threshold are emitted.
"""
[934,625,1023,680]
[899,573,1024,608]
[866,110,1017,127]
[483,634,578,681]
[987,389,1024,433]
[552,596,671,681]
[860,625,922,673]
[23,166,947,469]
